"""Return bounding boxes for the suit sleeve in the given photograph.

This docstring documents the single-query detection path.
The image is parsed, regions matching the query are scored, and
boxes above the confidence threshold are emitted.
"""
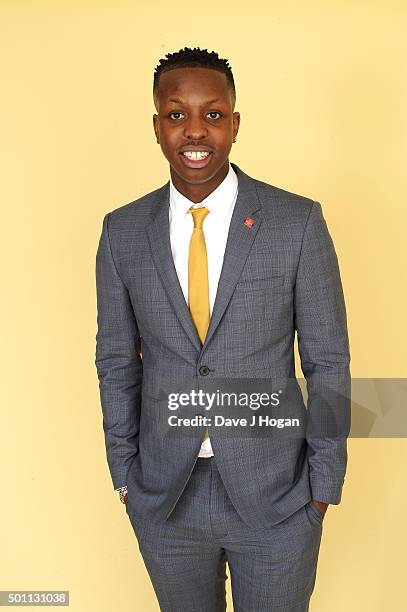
[294,201,351,505]
[95,212,142,490]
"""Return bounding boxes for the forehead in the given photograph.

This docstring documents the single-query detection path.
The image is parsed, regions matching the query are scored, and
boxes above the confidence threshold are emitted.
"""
[157,67,230,104]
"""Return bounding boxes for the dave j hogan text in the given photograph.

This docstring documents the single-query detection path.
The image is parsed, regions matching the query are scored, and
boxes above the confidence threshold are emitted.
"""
[168,415,300,428]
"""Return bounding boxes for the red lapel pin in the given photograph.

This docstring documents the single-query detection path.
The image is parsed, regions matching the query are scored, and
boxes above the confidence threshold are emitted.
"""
[244,217,254,228]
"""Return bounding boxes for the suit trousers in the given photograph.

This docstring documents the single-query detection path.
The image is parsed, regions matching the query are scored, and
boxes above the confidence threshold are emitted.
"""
[125,457,323,612]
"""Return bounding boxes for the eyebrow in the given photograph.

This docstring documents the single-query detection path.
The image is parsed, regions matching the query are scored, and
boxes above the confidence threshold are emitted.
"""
[168,97,221,105]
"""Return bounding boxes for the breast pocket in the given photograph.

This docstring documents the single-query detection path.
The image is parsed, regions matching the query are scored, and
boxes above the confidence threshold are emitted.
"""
[235,275,285,291]
[230,275,287,321]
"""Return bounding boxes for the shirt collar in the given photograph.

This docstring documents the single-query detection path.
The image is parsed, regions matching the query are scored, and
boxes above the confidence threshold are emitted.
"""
[169,162,238,222]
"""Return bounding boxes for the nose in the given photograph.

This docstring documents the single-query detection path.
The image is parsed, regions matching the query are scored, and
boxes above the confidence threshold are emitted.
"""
[183,116,208,140]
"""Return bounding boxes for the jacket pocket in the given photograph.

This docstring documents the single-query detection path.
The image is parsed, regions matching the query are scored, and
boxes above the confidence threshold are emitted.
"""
[235,275,285,291]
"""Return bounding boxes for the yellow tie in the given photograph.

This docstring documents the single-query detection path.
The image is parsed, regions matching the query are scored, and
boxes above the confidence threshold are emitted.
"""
[188,206,210,442]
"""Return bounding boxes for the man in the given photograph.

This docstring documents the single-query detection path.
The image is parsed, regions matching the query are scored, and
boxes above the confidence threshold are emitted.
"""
[95,47,351,611]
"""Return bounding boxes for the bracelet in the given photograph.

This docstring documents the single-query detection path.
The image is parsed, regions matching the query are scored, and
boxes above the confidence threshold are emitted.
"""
[117,486,128,504]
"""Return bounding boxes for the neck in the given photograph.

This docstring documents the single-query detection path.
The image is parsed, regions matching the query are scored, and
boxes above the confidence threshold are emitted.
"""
[170,161,229,203]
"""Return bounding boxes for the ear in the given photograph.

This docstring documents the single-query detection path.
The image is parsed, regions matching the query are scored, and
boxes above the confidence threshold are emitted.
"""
[232,111,240,141]
[153,114,159,143]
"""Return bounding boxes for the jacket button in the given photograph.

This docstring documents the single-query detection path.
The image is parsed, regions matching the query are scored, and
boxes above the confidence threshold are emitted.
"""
[199,365,210,376]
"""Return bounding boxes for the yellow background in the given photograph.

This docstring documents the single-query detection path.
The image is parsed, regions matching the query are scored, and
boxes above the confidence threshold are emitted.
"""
[1,1,406,610]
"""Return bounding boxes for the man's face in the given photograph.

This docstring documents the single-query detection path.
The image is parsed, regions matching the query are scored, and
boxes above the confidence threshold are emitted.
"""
[153,67,240,188]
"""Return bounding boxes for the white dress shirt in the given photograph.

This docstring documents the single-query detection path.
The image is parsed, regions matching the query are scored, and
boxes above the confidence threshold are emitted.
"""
[169,162,239,457]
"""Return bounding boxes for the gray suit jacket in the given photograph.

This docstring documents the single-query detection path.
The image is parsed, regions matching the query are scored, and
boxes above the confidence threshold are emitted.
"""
[95,162,351,528]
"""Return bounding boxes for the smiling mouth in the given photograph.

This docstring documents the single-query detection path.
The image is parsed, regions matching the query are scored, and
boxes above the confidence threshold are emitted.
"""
[179,150,213,167]
[182,151,211,160]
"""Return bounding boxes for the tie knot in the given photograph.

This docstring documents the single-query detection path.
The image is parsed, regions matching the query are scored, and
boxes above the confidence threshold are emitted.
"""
[189,206,209,229]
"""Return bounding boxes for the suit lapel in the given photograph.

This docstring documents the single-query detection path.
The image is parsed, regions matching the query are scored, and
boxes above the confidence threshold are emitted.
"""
[146,183,202,352]
[145,163,263,354]
[201,163,262,352]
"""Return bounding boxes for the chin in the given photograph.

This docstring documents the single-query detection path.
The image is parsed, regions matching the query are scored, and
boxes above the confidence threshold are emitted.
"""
[171,164,209,181]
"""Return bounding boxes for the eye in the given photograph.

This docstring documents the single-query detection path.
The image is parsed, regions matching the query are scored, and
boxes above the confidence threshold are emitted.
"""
[206,112,222,120]
[169,112,185,120]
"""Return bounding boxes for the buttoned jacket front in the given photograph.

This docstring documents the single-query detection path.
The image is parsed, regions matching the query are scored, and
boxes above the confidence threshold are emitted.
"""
[95,162,351,527]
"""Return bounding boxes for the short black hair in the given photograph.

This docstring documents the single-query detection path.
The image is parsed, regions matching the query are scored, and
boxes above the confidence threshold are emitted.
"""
[153,46,236,110]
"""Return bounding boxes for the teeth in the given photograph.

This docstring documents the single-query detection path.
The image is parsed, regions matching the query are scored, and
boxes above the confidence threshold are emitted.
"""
[183,151,210,160]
